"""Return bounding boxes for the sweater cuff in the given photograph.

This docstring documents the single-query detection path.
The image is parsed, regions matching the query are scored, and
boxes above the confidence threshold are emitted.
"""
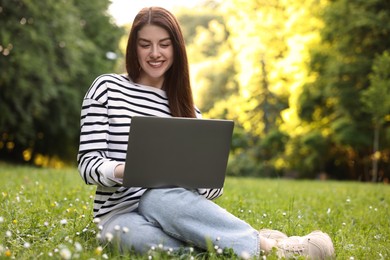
[99,161,123,186]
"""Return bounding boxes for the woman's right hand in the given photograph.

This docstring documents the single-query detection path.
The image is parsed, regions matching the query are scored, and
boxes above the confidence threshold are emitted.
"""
[114,164,125,179]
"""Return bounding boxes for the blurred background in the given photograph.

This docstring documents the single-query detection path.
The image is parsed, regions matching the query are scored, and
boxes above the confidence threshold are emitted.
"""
[1,0,389,182]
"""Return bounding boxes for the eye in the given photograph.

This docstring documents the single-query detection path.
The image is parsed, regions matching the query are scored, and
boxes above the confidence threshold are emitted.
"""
[139,44,150,49]
[138,40,151,49]
[160,41,171,48]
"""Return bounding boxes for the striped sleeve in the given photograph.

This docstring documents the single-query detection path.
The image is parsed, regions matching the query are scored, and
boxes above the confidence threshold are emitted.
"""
[77,78,119,187]
[197,188,224,200]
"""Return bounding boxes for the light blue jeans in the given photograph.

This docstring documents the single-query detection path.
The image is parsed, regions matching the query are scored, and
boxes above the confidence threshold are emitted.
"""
[101,188,260,257]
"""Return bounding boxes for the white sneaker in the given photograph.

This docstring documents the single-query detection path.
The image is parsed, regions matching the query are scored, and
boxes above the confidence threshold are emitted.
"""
[276,231,335,259]
[259,229,288,240]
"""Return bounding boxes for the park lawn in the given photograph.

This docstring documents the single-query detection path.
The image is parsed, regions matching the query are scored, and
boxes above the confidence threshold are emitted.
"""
[0,163,389,259]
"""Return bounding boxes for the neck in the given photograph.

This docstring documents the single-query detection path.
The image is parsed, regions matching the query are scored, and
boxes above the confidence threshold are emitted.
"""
[137,72,164,89]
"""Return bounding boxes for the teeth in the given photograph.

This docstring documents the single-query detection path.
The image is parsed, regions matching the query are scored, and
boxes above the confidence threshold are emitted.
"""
[149,61,163,66]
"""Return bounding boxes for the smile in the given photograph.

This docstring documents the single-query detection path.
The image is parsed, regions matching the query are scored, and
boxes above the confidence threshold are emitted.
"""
[148,61,164,68]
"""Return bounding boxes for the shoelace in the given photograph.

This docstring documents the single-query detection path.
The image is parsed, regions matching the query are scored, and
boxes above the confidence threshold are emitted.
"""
[280,244,306,254]
[277,238,308,256]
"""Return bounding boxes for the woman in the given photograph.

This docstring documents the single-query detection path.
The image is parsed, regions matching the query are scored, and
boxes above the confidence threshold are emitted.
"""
[78,7,334,259]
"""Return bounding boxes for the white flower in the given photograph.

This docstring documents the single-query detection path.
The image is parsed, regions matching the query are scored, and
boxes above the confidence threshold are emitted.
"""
[0,216,4,223]
[114,225,120,231]
[102,253,109,259]
[5,230,12,237]
[60,219,67,225]
[122,227,129,233]
[217,248,223,254]
[105,232,113,242]
[93,218,101,224]
[59,248,72,260]
[23,242,31,248]
[74,242,83,252]
[327,208,331,214]
[240,251,251,259]
[95,246,103,254]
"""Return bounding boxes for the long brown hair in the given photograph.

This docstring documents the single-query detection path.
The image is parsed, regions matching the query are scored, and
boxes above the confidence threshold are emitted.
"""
[126,7,196,118]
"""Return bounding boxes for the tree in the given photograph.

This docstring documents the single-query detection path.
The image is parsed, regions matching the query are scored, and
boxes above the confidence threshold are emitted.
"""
[218,0,324,177]
[297,0,390,179]
[361,51,390,182]
[0,0,122,165]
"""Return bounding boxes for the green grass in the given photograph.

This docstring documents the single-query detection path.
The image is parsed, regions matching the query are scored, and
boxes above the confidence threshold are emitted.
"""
[0,163,389,259]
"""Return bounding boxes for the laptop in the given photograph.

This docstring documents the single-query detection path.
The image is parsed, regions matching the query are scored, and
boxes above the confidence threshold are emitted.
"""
[122,116,234,189]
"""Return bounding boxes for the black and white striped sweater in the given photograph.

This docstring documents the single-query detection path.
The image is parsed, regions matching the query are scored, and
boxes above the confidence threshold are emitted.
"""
[77,74,223,224]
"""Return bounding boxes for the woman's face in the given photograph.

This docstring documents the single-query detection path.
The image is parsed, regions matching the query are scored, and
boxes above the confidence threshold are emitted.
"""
[136,24,174,89]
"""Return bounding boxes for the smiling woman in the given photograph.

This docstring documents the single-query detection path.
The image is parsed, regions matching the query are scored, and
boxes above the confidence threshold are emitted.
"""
[125,7,195,118]
[135,25,174,89]
[77,6,335,259]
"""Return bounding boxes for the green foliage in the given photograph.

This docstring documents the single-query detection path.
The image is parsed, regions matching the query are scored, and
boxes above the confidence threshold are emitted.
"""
[296,0,390,179]
[0,0,123,164]
[178,7,238,114]
[285,130,331,178]
[0,164,389,259]
[360,51,390,181]
[361,51,390,124]
[189,0,322,178]
[180,0,390,180]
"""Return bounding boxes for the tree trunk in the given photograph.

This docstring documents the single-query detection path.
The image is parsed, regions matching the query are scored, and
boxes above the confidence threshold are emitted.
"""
[371,123,380,182]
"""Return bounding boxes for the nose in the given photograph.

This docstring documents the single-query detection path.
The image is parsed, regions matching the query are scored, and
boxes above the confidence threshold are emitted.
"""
[150,44,161,58]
